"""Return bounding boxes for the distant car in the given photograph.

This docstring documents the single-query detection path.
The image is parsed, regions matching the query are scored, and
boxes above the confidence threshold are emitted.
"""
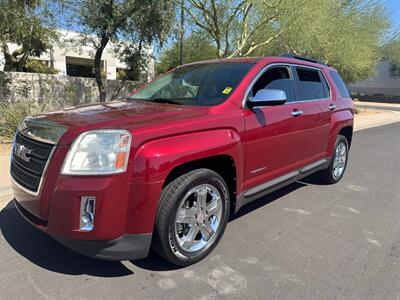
[10,55,353,266]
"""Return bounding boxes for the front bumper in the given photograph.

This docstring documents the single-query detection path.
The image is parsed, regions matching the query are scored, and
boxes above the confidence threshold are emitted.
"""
[14,199,152,261]
[54,234,152,261]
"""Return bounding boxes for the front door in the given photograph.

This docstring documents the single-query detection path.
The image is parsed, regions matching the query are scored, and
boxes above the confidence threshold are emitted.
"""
[243,65,304,190]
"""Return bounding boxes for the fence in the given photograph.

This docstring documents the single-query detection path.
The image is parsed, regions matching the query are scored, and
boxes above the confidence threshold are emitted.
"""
[0,72,138,107]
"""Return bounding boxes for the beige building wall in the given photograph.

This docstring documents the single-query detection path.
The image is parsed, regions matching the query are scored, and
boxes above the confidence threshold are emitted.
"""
[0,29,154,81]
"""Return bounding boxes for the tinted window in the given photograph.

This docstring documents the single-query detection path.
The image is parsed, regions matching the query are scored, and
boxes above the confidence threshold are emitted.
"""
[296,67,328,100]
[130,63,253,106]
[329,70,350,98]
[252,67,296,102]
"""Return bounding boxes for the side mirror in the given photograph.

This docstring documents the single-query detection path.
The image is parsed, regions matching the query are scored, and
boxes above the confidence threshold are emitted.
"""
[248,89,287,108]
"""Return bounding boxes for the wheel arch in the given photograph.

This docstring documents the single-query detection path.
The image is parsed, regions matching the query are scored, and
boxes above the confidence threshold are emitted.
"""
[163,155,238,215]
[338,126,353,148]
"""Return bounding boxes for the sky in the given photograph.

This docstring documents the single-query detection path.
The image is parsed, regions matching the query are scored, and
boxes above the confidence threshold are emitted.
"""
[384,0,400,31]
[56,0,400,59]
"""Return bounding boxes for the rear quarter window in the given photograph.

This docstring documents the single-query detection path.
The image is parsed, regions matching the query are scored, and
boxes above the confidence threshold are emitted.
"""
[329,70,350,98]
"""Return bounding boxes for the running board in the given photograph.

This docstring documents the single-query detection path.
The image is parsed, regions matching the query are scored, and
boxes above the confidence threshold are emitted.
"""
[244,171,299,198]
[235,157,330,213]
[299,159,328,173]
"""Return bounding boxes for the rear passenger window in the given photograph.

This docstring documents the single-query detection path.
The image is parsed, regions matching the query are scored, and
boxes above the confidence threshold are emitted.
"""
[252,66,296,102]
[329,70,350,98]
[296,67,329,100]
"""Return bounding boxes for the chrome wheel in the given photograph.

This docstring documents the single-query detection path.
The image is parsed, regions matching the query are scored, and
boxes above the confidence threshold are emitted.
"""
[174,184,223,253]
[332,141,347,179]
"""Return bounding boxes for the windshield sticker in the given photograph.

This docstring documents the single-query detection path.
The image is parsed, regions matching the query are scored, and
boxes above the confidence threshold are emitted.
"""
[222,87,233,94]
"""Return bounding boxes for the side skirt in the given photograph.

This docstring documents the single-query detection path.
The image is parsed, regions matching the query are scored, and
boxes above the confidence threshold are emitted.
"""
[235,158,330,213]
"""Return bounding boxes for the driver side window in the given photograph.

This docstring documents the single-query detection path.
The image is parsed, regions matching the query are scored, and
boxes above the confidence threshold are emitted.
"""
[252,66,296,102]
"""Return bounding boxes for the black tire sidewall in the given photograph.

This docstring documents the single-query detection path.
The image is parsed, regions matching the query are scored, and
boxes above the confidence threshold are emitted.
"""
[162,170,230,265]
[329,135,349,183]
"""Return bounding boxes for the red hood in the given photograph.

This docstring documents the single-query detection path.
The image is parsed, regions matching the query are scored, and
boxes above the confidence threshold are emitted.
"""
[30,100,208,145]
[36,100,208,128]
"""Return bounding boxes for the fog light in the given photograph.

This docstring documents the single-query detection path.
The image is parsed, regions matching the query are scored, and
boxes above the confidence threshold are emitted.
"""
[80,196,95,231]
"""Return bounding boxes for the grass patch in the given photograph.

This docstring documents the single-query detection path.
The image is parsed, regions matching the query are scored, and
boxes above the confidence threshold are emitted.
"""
[0,100,54,143]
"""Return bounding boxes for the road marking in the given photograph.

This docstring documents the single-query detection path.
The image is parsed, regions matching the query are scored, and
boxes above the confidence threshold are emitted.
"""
[157,278,178,290]
[336,205,361,215]
[366,238,382,247]
[283,208,311,215]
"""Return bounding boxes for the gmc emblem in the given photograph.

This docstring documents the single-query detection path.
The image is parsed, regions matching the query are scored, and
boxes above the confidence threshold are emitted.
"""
[14,143,32,162]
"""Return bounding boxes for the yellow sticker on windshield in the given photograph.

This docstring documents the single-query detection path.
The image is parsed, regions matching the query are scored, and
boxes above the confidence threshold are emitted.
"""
[222,87,233,94]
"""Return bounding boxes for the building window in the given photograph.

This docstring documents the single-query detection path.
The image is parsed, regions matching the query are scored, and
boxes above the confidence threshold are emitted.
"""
[66,56,105,78]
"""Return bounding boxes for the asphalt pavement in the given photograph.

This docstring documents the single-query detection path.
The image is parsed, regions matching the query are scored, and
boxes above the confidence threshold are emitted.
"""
[0,122,399,300]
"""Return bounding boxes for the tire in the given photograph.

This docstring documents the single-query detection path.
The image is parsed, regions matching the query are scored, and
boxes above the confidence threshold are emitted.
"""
[153,168,230,266]
[315,134,349,184]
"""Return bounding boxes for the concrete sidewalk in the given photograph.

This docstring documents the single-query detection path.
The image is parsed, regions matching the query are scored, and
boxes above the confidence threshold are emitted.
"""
[355,101,400,112]
[0,144,12,208]
[355,101,400,109]
[354,108,400,131]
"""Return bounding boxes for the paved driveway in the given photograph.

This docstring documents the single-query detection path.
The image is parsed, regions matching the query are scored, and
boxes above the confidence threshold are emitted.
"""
[0,123,399,299]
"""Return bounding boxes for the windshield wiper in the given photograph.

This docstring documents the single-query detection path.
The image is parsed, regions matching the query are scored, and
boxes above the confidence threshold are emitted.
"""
[149,98,182,105]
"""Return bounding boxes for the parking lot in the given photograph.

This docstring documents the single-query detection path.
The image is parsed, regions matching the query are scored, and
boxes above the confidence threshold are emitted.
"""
[0,122,399,299]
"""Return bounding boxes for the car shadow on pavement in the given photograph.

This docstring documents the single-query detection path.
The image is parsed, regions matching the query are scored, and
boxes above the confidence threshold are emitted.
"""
[0,181,312,274]
[131,181,308,272]
[132,251,184,271]
[0,200,134,277]
[232,181,308,221]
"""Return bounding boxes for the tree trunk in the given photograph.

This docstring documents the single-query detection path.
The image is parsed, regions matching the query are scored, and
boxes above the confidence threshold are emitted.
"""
[179,0,184,65]
[1,44,30,71]
[95,36,109,102]
[2,44,16,71]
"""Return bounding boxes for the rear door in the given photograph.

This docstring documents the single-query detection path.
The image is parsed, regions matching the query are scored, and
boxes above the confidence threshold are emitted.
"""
[292,66,331,164]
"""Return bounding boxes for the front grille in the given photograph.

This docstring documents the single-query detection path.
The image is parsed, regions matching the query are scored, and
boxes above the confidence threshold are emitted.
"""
[10,132,54,193]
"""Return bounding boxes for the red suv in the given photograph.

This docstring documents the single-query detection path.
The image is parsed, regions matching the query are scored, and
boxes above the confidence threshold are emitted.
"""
[10,55,353,266]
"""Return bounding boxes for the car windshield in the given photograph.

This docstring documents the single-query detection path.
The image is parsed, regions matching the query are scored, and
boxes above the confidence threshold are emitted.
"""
[129,62,254,106]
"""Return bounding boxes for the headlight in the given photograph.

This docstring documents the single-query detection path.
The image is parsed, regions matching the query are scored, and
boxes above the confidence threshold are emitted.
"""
[61,129,132,175]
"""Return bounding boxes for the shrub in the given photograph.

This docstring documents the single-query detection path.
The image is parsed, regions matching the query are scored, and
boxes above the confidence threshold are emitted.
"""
[0,71,11,99]
[0,100,53,142]
[25,59,58,75]
[117,69,126,80]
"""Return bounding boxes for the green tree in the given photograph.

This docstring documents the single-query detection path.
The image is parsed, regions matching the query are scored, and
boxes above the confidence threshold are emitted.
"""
[186,0,390,83]
[261,0,389,83]
[382,36,400,78]
[0,0,58,71]
[185,0,288,58]
[156,33,218,74]
[75,0,175,102]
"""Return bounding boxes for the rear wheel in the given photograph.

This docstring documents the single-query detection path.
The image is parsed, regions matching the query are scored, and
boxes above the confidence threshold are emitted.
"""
[315,134,349,184]
[153,169,230,266]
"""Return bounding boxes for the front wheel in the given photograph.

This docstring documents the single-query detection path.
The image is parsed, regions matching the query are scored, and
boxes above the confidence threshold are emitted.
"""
[153,169,230,266]
[315,134,349,184]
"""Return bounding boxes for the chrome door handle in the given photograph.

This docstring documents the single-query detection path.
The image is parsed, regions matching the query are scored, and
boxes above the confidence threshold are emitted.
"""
[329,104,337,111]
[291,110,303,117]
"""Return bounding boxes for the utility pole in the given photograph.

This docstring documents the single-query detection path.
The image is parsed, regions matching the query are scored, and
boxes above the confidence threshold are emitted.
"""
[179,0,184,65]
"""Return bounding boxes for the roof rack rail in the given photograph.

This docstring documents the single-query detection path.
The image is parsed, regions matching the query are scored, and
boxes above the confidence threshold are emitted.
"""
[280,53,328,66]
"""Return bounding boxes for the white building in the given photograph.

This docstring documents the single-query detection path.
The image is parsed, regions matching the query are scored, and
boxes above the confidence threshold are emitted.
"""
[0,29,154,81]
[348,62,400,97]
